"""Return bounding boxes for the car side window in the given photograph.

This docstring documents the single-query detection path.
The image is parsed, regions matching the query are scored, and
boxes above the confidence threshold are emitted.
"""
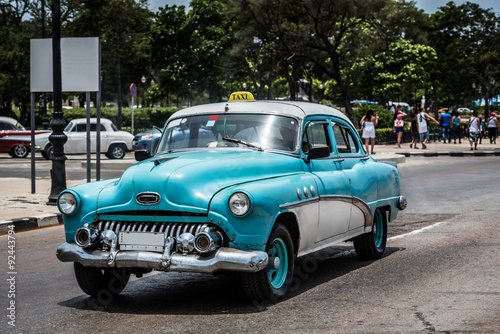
[0,122,9,130]
[73,123,106,132]
[332,123,359,154]
[303,121,331,154]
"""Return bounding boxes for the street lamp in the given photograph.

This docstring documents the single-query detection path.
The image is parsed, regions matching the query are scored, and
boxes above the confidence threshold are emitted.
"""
[141,75,146,108]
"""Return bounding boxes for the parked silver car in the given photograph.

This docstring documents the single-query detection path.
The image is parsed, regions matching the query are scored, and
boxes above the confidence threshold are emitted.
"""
[35,118,133,159]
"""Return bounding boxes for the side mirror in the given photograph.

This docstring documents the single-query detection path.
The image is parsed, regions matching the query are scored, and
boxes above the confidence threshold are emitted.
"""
[305,146,330,163]
[134,149,151,162]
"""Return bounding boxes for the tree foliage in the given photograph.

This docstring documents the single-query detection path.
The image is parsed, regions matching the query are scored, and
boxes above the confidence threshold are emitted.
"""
[429,2,500,117]
[150,0,233,105]
[2,0,500,128]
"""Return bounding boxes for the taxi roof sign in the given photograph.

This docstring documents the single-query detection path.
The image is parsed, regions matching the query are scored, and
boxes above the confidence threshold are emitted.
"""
[229,91,255,102]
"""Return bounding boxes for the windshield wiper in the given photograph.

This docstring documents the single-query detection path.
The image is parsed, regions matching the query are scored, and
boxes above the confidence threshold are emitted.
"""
[222,137,263,151]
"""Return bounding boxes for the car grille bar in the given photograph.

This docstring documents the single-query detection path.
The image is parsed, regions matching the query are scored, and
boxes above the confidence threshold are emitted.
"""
[93,220,212,239]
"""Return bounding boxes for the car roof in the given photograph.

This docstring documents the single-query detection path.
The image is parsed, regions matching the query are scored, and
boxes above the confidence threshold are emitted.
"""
[171,100,350,123]
[0,116,19,124]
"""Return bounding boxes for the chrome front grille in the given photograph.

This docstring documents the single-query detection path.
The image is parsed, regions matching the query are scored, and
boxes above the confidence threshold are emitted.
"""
[92,221,215,240]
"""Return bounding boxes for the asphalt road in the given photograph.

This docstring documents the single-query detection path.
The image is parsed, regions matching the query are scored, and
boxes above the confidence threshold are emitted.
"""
[1,156,500,333]
[0,153,133,180]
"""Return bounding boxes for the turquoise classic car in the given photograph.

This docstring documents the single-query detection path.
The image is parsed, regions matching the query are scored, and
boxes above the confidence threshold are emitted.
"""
[56,92,406,303]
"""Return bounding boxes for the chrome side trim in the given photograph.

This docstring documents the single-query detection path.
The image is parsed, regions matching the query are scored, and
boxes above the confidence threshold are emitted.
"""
[56,242,268,273]
[280,197,319,209]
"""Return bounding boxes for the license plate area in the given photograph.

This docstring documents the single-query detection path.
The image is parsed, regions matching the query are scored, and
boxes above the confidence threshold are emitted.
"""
[118,231,165,252]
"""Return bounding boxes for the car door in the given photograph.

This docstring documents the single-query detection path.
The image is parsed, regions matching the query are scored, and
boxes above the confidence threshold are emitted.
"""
[331,120,376,232]
[300,118,351,245]
[65,123,87,153]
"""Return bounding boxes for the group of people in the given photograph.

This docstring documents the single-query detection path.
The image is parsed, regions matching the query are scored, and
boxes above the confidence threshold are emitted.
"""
[360,105,499,154]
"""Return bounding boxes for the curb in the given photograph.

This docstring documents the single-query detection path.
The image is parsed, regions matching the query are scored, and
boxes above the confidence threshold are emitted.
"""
[400,151,500,157]
[0,213,63,235]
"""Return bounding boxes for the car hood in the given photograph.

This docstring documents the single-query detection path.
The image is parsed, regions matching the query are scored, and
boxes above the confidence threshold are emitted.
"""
[96,149,303,214]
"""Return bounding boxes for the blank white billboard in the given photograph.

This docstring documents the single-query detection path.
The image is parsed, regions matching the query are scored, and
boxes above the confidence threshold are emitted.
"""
[30,37,100,92]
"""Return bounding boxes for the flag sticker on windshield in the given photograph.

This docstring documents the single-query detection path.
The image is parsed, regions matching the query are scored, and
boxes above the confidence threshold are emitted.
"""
[206,115,219,127]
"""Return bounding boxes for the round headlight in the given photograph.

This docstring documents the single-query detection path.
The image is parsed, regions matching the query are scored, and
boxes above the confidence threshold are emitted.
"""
[58,192,78,215]
[228,192,251,216]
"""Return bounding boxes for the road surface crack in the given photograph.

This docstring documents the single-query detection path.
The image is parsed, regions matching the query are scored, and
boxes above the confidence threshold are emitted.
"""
[413,306,436,333]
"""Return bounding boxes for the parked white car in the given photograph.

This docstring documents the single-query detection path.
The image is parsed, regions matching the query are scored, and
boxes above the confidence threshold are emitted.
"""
[35,118,133,159]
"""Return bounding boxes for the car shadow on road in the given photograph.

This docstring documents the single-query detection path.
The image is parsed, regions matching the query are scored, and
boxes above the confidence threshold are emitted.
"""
[58,245,403,315]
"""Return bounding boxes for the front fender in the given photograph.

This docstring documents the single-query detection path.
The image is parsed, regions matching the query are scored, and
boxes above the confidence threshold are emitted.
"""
[208,173,316,251]
[59,178,119,242]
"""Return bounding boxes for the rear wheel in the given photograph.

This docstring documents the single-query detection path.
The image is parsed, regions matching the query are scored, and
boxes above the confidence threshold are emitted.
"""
[74,262,130,297]
[353,209,387,260]
[10,145,28,158]
[241,223,294,303]
[106,144,126,159]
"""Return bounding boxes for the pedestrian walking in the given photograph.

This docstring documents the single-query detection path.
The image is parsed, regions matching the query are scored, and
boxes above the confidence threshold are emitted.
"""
[410,111,419,149]
[488,112,498,144]
[440,109,453,143]
[468,111,480,150]
[417,107,439,149]
[451,111,462,144]
[393,112,406,148]
[360,108,379,155]
[479,118,486,144]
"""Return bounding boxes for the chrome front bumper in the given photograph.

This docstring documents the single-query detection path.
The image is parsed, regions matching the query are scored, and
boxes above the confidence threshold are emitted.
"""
[56,242,268,273]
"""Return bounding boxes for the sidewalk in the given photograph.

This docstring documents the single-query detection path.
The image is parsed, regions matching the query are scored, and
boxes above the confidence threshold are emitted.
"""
[1,140,499,234]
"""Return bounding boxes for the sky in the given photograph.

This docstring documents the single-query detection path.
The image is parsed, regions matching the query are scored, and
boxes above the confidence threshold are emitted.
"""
[148,0,500,14]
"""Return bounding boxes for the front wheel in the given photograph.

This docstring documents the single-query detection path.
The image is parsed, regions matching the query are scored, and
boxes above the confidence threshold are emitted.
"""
[353,209,387,260]
[74,262,130,297]
[241,223,294,303]
[10,145,28,158]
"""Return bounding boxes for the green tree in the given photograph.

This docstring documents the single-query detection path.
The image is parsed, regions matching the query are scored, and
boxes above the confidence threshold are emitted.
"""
[429,2,500,117]
[227,0,397,125]
[368,39,437,104]
[0,0,42,124]
[150,0,233,105]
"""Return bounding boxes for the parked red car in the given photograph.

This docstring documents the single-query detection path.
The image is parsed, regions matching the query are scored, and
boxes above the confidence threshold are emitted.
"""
[0,135,31,158]
[0,116,49,158]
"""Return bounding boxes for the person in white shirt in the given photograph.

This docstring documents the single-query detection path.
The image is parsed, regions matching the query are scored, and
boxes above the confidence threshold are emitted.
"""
[417,108,439,149]
[488,112,498,144]
[360,108,379,155]
[468,110,480,150]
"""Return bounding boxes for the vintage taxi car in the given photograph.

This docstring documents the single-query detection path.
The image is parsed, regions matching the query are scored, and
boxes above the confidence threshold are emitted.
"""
[56,92,406,302]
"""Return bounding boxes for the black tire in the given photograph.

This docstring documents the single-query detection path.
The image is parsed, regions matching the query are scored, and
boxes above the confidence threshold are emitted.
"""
[241,223,294,303]
[106,144,126,159]
[353,209,387,260]
[73,262,130,297]
[42,145,53,160]
[10,145,28,158]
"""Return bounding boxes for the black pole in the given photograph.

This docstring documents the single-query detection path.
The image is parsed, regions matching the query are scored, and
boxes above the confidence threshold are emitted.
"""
[48,0,67,205]
[41,0,49,129]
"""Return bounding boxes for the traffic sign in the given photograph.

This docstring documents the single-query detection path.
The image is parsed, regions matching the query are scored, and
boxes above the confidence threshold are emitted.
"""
[130,83,137,97]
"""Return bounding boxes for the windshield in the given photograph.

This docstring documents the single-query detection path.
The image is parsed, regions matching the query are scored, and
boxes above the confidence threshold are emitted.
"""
[157,114,298,153]
[64,122,73,132]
